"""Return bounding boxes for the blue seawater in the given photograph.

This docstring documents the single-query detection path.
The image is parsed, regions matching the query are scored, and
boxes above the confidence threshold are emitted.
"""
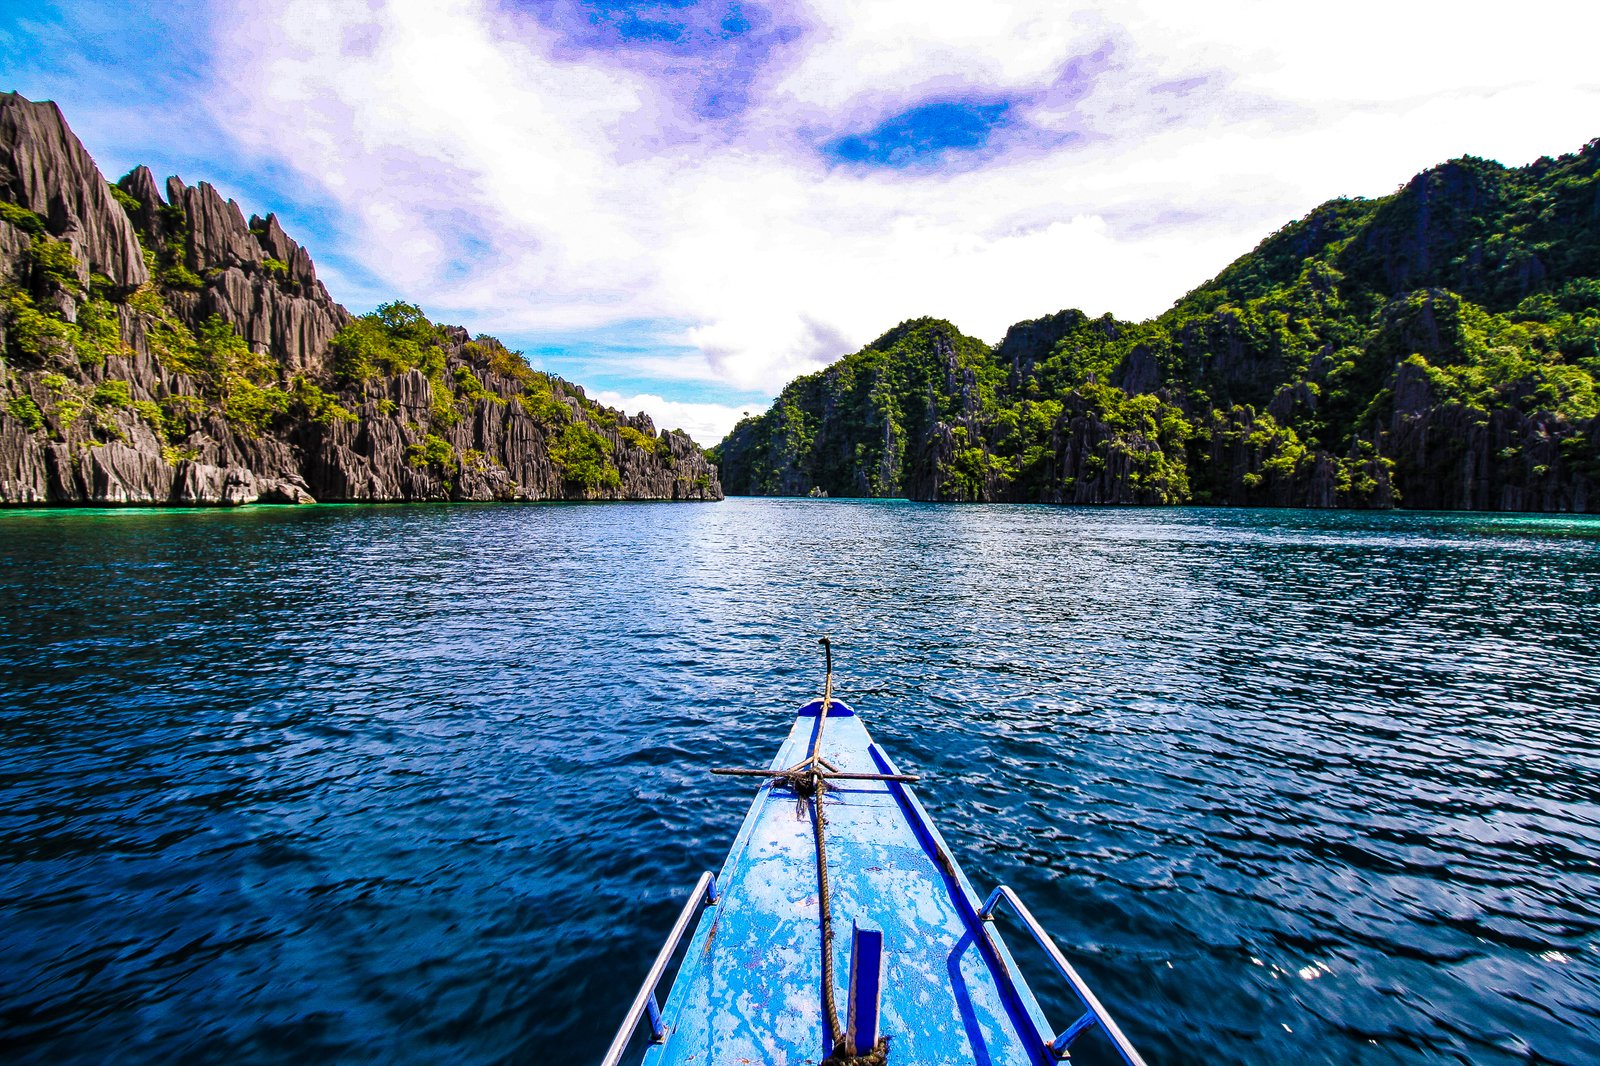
[1,500,1597,1064]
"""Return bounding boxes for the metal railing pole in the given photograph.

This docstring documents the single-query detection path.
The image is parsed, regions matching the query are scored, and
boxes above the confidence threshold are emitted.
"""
[600,871,718,1066]
[979,885,1148,1066]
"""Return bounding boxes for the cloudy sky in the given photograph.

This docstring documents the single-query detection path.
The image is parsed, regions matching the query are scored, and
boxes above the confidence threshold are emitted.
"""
[4,1,1597,443]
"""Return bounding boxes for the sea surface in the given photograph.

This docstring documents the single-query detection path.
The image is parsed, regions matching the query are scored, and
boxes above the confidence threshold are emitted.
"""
[1,499,1598,1065]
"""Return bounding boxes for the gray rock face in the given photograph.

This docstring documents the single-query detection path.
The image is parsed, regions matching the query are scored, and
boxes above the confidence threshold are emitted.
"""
[118,166,167,238]
[995,309,1093,388]
[201,265,349,374]
[171,179,263,274]
[1385,375,1592,512]
[0,93,148,288]
[0,92,722,507]
[0,217,30,284]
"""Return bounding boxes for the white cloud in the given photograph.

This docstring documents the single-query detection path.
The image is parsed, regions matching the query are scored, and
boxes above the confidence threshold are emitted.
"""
[202,0,1600,414]
[590,390,751,448]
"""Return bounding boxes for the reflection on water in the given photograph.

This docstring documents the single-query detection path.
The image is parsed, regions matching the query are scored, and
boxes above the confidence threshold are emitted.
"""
[1,500,1597,1064]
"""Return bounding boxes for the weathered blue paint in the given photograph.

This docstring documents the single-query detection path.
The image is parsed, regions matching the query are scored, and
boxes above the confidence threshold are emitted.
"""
[640,701,1057,1065]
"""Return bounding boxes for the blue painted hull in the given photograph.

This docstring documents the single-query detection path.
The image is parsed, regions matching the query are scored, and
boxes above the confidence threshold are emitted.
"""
[642,700,1057,1065]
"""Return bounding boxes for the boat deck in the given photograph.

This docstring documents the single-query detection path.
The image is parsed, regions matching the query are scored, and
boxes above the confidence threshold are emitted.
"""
[643,701,1053,1065]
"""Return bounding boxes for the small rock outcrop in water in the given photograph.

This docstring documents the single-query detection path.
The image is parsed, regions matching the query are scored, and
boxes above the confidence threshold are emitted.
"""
[716,144,1600,511]
[0,93,721,505]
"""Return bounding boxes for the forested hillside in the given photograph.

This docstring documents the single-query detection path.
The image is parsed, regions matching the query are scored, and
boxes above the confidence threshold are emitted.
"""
[716,140,1600,510]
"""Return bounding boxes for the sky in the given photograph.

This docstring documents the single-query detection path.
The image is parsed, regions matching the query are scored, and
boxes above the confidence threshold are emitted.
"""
[3,1,1598,444]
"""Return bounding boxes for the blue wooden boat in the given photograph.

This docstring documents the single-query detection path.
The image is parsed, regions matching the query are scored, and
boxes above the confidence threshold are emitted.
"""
[603,662,1146,1066]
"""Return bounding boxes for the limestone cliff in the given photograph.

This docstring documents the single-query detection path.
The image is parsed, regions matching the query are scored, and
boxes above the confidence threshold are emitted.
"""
[0,93,721,505]
[717,142,1600,512]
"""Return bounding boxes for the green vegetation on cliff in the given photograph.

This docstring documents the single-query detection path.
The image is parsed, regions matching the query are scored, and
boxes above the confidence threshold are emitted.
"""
[717,139,1600,510]
[326,300,627,491]
[0,90,720,505]
[0,188,696,493]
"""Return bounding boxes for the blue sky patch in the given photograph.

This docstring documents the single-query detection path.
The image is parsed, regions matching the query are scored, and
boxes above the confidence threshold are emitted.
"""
[507,321,768,408]
[823,99,1014,169]
[508,0,802,120]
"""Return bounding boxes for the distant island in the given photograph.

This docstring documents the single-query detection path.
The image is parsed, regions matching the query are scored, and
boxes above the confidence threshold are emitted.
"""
[0,92,721,506]
[714,140,1600,511]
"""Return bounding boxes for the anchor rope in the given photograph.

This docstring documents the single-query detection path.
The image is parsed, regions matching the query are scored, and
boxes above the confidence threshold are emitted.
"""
[812,638,843,1056]
[809,638,889,1066]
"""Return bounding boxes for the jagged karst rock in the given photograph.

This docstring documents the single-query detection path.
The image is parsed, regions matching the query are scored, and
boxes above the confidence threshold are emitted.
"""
[0,92,722,507]
[0,93,147,288]
[170,179,263,274]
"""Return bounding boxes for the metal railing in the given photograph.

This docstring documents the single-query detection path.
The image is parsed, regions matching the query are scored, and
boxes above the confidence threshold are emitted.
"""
[600,871,719,1066]
[979,885,1148,1065]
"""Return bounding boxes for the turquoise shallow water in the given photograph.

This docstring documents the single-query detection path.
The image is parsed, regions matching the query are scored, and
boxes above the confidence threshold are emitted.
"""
[1,499,1598,1064]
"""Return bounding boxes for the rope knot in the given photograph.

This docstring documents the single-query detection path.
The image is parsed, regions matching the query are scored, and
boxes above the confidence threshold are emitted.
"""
[821,1036,889,1066]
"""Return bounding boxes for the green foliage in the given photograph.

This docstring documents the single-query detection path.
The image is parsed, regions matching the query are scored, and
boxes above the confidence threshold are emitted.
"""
[130,257,161,304]
[289,375,358,425]
[1038,382,1194,503]
[6,393,44,431]
[719,318,999,496]
[92,378,132,408]
[161,262,204,290]
[143,315,287,435]
[987,399,1060,487]
[2,288,75,361]
[328,318,385,383]
[31,374,95,438]
[452,365,501,405]
[406,432,454,468]
[939,425,1009,500]
[468,336,539,386]
[55,394,85,432]
[222,377,289,434]
[429,376,460,427]
[549,419,620,491]
[158,393,205,443]
[516,373,573,424]
[130,398,163,432]
[1,275,126,368]
[75,297,126,366]
[108,183,142,214]
[28,235,83,293]
[261,257,289,276]
[198,318,287,435]
[617,424,656,451]
[375,300,435,339]
[0,199,46,236]
[131,285,201,369]
[1331,441,1395,504]
[330,302,455,430]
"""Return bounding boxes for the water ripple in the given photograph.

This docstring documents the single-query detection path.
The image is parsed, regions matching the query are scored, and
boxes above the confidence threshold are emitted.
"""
[1,501,1598,1064]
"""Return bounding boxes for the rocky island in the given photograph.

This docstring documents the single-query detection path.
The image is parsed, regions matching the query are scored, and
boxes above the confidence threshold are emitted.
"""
[0,93,722,506]
[715,140,1600,511]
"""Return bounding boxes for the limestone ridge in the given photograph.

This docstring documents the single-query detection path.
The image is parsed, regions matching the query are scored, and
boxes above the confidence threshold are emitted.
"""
[717,143,1600,511]
[0,92,722,505]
